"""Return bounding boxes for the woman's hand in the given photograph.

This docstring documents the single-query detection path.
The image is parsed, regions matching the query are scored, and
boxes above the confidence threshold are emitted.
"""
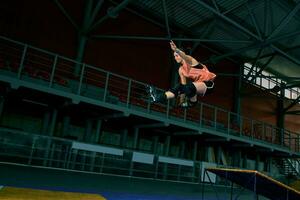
[170,40,177,51]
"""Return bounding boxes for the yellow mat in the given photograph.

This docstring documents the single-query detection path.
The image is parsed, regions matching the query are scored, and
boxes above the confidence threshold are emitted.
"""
[0,186,106,200]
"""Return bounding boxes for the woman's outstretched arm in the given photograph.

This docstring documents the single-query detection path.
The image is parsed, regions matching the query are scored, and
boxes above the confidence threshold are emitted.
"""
[170,41,199,66]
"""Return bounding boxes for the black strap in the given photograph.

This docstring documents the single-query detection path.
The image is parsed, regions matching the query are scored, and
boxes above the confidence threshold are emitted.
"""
[192,63,204,69]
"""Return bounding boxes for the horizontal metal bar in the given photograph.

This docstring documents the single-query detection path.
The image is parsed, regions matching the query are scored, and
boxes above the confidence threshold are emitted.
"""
[91,34,253,43]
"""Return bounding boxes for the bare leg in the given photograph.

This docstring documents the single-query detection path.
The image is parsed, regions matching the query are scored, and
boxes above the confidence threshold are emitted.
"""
[187,82,207,105]
[165,91,175,99]
[192,82,207,97]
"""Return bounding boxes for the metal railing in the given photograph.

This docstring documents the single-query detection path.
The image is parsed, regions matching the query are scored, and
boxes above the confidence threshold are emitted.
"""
[0,128,203,184]
[0,35,299,153]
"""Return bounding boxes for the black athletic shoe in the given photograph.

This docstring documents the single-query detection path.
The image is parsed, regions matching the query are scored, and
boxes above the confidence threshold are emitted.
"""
[147,85,158,103]
[147,85,166,103]
[180,99,197,109]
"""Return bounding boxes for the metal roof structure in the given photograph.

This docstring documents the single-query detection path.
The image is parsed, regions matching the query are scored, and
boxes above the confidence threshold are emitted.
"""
[93,0,300,89]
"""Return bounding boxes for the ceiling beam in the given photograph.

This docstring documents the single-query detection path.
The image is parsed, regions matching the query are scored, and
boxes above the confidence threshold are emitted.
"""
[249,54,275,83]
[267,2,300,39]
[161,0,171,39]
[87,0,105,28]
[206,29,300,63]
[54,0,79,30]
[193,0,259,39]
[91,34,252,43]
[193,0,300,65]
[212,0,220,12]
[89,0,134,32]
[245,47,264,80]
[247,3,262,40]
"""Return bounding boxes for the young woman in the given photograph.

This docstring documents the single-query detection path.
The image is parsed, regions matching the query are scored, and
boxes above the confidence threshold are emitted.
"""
[149,41,216,108]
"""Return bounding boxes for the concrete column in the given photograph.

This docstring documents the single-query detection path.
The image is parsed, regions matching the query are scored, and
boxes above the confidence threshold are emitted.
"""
[41,111,51,135]
[95,119,102,143]
[277,84,285,145]
[48,109,58,137]
[121,129,128,147]
[255,154,260,170]
[237,151,242,167]
[179,141,186,158]
[192,141,198,161]
[243,154,248,168]
[165,136,171,156]
[153,136,159,154]
[62,116,70,137]
[84,119,93,142]
[217,147,222,165]
[0,96,4,121]
[133,128,139,149]
[232,65,242,125]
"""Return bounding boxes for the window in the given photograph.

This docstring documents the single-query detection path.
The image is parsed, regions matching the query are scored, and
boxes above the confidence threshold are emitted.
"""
[244,63,300,101]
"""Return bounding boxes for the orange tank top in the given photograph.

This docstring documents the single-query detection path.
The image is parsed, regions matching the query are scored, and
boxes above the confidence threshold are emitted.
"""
[179,62,216,82]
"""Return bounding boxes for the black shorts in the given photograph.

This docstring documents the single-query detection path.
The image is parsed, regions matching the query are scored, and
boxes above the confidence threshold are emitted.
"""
[204,81,214,94]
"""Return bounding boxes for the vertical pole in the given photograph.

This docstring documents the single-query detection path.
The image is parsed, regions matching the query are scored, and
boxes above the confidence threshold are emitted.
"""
[0,96,5,121]
[277,83,285,145]
[165,136,171,156]
[192,141,198,182]
[121,129,128,147]
[133,127,139,149]
[95,119,102,143]
[126,79,132,107]
[253,174,257,200]
[153,136,159,154]
[230,181,234,200]
[233,64,242,121]
[41,111,51,135]
[62,116,70,137]
[49,55,58,87]
[255,154,260,170]
[77,63,85,95]
[17,45,28,79]
[163,136,170,179]
[180,141,186,158]
[49,109,58,137]
[84,119,93,142]
[103,72,110,102]
[74,0,93,75]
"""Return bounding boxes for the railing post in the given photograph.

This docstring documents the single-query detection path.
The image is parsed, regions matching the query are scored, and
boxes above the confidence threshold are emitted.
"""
[28,137,37,165]
[239,116,243,136]
[251,119,254,140]
[49,55,58,88]
[289,131,291,150]
[126,79,132,107]
[262,122,265,140]
[199,103,203,127]
[227,112,230,135]
[296,134,300,152]
[103,72,110,102]
[166,100,170,119]
[214,107,217,130]
[17,45,28,79]
[77,64,86,95]
[184,107,187,122]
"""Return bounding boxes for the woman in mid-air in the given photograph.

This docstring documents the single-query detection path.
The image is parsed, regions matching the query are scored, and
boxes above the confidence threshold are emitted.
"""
[149,41,216,108]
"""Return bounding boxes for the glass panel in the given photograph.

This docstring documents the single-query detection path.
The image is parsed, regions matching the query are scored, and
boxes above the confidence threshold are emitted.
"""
[261,78,269,89]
